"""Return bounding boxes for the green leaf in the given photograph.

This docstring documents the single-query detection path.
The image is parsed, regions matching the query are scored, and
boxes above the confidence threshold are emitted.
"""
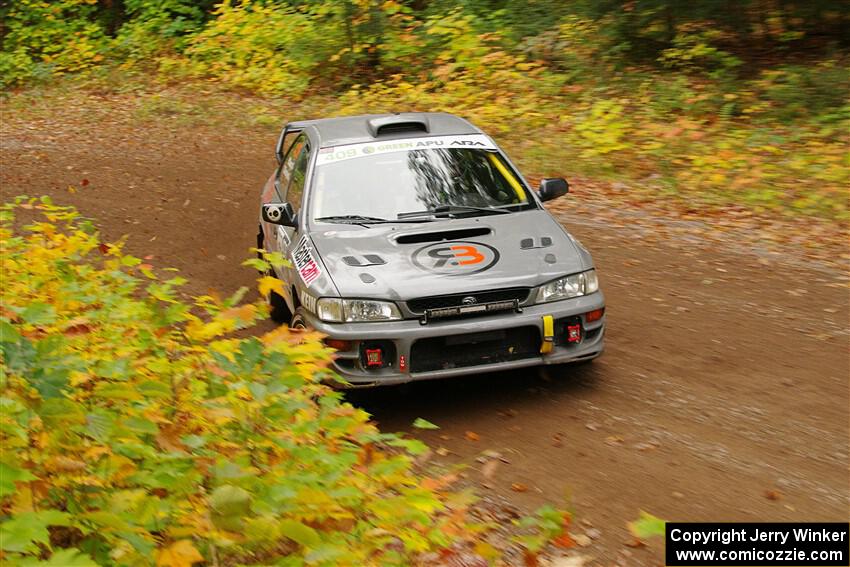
[79,510,132,532]
[38,398,86,427]
[0,461,36,499]
[123,417,158,435]
[20,303,57,325]
[628,510,666,540]
[279,519,320,548]
[94,382,143,401]
[387,437,429,455]
[120,255,141,267]
[210,485,252,517]
[242,258,270,271]
[412,417,439,430]
[0,510,72,553]
[85,412,115,441]
[18,548,98,566]
[0,320,20,343]
[137,380,172,399]
[181,434,207,449]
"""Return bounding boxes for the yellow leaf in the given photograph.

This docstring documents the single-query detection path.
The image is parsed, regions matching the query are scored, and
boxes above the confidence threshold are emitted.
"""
[155,540,204,567]
[258,275,285,297]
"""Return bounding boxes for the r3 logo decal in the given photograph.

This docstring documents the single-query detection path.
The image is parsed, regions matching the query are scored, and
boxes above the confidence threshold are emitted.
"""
[412,241,499,275]
[428,245,485,267]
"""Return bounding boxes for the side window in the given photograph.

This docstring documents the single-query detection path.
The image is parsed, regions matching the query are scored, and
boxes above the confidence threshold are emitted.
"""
[286,142,310,212]
[276,135,305,198]
[278,129,300,161]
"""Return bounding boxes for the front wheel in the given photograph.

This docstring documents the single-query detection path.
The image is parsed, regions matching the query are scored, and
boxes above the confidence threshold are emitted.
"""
[289,309,309,330]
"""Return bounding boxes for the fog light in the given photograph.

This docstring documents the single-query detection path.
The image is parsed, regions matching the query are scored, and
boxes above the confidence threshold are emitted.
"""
[566,324,582,343]
[365,348,383,368]
[324,338,353,351]
[585,308,605,323]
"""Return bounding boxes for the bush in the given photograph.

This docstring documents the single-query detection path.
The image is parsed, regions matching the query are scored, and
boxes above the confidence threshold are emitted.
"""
[2,198,549,565]
[0,0,109,86]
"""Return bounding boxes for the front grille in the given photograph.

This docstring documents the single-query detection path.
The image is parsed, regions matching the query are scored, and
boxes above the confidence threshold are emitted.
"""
[406,287,530,314]
[410,326,540,373]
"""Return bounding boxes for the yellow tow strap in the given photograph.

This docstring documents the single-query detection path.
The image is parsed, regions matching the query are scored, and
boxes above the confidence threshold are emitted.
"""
[540,314,554,354]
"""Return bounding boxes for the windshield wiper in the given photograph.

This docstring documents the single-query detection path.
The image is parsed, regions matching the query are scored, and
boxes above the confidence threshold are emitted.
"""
[397,205,513,219]
[315,215,433,226]
[316,215,389,223]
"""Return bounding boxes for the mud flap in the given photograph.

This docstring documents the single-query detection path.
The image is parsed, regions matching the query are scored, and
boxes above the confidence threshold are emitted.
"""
[540,314,554,354]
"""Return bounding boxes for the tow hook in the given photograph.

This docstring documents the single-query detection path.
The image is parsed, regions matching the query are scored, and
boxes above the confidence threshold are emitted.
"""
[540,314,554,354]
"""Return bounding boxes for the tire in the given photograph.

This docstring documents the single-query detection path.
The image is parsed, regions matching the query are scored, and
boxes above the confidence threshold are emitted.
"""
[289,309,309,330]
[258,229,293,324]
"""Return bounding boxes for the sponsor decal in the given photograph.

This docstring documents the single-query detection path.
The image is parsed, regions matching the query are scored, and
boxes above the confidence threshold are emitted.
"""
[411,240,499,276]
[293,236,321,286]
[316,135,497,165]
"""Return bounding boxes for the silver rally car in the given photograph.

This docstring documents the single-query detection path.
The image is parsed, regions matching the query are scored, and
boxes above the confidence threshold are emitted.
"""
[258,112,605,386]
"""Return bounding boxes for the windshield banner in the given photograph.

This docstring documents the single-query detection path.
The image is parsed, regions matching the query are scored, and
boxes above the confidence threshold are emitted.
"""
[316,135,497,165]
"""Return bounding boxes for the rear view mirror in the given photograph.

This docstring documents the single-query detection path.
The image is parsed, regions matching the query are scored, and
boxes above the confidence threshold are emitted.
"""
[262,202,297,228]
[538,178,569,202]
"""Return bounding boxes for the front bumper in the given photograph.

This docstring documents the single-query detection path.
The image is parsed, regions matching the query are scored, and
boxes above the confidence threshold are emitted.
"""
[302,292,605,386]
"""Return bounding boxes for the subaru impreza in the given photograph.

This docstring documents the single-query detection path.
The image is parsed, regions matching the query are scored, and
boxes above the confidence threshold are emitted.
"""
[258,112,605,386]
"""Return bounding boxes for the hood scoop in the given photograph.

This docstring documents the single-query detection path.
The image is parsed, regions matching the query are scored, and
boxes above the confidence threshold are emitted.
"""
[520,237,553,249]
[342,254,386,267]
[396,227,491,245]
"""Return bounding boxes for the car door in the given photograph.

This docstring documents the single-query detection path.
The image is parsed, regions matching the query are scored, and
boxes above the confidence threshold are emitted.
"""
[272,135,311,289]
[262,134,305,256]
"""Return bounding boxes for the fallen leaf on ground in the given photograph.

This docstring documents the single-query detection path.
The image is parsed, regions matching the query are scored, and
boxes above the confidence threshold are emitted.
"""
[481,460,499,479]
[464,431,480,441]
[550,554,589,567]
[627,510,666,541]
[412,417,439,430]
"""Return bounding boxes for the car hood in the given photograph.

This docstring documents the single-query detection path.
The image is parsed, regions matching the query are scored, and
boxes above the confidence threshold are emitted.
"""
[308,210,592,301]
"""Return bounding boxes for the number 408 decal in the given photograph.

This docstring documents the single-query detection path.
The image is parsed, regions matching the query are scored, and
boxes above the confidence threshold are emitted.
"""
[411,241,500,276]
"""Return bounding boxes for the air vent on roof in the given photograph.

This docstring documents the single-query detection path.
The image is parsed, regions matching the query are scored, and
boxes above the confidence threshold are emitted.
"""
[396,227,491,244]
[367,114,430,137]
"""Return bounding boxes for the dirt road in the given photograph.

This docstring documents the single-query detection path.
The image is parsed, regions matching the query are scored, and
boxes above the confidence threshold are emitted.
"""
[2,91,848,565]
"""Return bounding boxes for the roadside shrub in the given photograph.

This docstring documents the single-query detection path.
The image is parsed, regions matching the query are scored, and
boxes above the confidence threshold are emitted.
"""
[569,98,632,158]
[112,0,209,61]
[754,62,850,123]
[658,25,742,80]
[182,1,339,97]
[0,0,109,86]
[0,198,523,565]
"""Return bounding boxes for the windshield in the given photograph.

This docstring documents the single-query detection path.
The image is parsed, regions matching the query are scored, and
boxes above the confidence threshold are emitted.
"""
[311,144,532,222]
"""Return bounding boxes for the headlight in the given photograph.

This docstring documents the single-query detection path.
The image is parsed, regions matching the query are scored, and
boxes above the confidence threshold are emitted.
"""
[535,269,599,304]
[316,298,402,322]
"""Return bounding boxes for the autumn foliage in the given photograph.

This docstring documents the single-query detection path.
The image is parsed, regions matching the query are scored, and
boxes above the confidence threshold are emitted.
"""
[1,198,568,565]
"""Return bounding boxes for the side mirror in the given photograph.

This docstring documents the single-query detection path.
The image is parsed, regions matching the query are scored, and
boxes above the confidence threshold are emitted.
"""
[262,202,297,228]
[538,178,569,202]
